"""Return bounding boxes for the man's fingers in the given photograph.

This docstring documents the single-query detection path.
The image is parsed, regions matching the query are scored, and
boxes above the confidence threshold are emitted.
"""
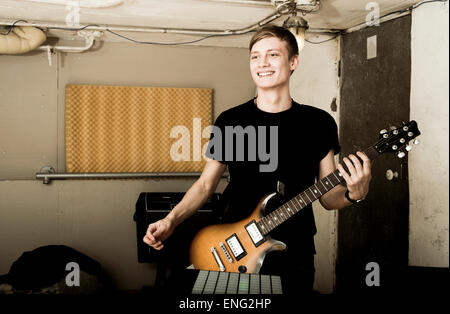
[142,218,172,249]
[343,157,357,178]
[357,151,369,162]
[143,234,155,245]
[144,223,160,244]
[143,220,169,249]
[348,154,363,177]
[153,224,161,238]
[143,233,164,248]
[146,232,156,242]
[146,222,157,233]
[337,163,351,183]
[357,151,372,176]
[143,236,151,245]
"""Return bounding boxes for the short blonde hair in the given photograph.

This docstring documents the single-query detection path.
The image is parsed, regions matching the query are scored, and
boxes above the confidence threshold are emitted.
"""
[249,25,299,60]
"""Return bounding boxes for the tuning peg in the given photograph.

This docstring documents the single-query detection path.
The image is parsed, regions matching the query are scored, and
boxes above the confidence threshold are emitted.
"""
[389,126,397,131]
[392,145,398,150]
[406,145,412,151]
[379,129,389,139]
[413,139,420,145]
[397,151,406,158]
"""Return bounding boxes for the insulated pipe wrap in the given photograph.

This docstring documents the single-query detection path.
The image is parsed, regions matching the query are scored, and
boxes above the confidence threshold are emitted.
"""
[0,26,46,54]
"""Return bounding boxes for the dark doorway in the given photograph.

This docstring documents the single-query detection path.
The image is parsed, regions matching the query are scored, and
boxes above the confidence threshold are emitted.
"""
[336,15,411,293]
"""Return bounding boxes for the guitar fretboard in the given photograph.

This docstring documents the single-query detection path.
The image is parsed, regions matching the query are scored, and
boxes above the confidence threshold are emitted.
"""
[256,147,378,236]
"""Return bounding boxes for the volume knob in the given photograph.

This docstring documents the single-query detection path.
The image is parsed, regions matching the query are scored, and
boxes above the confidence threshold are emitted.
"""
[238,265,247,273]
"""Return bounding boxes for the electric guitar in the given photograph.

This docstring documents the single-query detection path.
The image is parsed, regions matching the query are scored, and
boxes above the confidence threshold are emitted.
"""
[189,121,421,274]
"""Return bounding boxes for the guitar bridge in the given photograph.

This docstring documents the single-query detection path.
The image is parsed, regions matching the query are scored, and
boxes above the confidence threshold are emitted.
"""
[219,242,233,263]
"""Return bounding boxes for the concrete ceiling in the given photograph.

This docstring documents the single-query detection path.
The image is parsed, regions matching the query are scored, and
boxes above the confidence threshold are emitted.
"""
[0,0,421,47]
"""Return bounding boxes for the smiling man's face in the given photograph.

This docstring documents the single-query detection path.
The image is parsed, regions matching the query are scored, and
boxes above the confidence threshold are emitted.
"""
[250,36,299,90]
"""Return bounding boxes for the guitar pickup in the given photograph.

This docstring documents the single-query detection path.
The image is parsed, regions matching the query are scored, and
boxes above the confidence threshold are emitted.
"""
[225,234,247,261]
[245,220,265,247]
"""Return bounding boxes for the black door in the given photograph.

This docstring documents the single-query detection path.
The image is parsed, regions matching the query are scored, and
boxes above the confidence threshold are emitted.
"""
[337,15,411,292]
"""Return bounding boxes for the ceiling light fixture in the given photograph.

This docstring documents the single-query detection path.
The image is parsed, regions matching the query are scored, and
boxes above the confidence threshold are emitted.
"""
[283,12,309,51]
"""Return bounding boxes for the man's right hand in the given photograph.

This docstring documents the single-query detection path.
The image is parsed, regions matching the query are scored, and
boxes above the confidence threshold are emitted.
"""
[142,159,226,250]
[143,217,175,250]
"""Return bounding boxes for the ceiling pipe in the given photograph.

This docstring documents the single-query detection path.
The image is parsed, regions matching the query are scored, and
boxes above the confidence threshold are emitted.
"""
[0,12,283,39]
[0,26,46,54]
[36,30,102,53]
[206,0,275,6]
[22,0,126,9]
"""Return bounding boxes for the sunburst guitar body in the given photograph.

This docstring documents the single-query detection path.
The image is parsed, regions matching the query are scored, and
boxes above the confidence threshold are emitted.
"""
[189,192,285,274]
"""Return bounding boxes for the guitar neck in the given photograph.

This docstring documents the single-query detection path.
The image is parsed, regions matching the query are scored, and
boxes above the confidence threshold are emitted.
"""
[256,146,379,236]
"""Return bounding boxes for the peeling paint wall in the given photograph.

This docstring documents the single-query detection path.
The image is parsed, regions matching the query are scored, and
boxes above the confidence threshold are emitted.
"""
[409,1,449,267]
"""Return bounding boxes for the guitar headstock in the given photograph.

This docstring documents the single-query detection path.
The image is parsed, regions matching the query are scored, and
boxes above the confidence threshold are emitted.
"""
[374,120,421,158]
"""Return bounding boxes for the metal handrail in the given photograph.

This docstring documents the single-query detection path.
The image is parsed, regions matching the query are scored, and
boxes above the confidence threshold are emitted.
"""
[35,171,229,184]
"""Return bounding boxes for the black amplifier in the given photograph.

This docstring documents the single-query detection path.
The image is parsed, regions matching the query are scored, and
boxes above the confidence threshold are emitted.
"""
[134,192,222,267]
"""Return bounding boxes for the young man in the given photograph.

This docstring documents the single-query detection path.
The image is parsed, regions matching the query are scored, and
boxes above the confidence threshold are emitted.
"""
[143,25,371,294]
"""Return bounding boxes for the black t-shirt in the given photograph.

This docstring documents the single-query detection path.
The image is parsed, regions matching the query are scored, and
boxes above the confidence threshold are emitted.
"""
[206,98,340,255]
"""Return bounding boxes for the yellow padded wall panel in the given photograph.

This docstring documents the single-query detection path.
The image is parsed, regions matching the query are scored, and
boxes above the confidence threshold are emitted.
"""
[65,84,212,173]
